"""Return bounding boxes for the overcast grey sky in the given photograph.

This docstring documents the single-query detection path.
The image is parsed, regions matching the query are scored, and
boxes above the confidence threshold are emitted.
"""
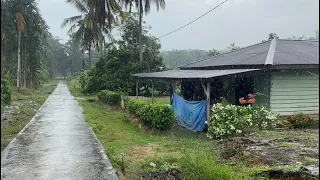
[38,0,319,50]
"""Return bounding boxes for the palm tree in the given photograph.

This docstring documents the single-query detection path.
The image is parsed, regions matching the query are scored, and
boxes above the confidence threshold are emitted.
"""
[62,1,96,65]
[63,0,121,64]
[16,13,25,88]
[119,0,165,63]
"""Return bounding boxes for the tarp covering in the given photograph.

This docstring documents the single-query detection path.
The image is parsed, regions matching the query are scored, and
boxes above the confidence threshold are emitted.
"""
[171,92,207,132]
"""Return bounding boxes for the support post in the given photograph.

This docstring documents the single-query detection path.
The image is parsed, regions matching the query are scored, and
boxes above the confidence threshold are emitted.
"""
[151,80,154,104]
[169,81,173,104]
[206,81,211,125]
[136,80,139,99]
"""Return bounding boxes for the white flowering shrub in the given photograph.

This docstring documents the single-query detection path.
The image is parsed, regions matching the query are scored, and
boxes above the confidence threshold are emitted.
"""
[207,103,278,139]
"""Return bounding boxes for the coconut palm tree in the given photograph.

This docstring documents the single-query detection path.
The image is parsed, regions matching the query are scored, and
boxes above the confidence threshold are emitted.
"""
[119,0,165,64]
[63,0,120,64]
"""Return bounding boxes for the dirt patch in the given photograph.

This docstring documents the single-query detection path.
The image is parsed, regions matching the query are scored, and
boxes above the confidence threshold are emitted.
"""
[139,169,181,180]
[257,169,318,180]
[217,130,319,177]
[131,144,156,161]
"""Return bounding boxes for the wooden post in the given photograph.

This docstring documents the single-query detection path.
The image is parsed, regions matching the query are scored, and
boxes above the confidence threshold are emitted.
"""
[151,80,154,104]
[169,80,173,104]
[206,81,211,125]
[136,80,139,99]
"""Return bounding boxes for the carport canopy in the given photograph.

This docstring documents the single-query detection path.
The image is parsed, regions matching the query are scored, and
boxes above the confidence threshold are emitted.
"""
[132,69,260,79]
[132,69,261,124]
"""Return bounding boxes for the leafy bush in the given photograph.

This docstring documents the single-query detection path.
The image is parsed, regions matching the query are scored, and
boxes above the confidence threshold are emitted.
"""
[98,90,122,106]
[1,76,12,104]
[124,98,145,113]
[125,98,175,131]
[286,113,314,129]
[207,103,278,139]
[138,104,174,131]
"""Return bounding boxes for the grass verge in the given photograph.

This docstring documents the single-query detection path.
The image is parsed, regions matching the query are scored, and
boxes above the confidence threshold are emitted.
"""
[78,98,267,179]
[1,80,59,150]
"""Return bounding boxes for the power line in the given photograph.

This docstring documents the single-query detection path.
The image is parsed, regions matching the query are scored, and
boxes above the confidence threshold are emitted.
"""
[157,0,229,39]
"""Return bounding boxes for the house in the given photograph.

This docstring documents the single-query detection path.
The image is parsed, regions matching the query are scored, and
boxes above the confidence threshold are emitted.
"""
[133,39,319,121]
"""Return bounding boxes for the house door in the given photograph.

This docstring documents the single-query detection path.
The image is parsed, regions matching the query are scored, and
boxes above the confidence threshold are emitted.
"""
[235,77,254,105]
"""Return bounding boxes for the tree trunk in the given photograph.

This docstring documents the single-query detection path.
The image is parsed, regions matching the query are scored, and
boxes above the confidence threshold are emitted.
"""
[23,36,27,88]
[100,39,103,57]
[139,0,143,64]
[88,45,91,65]
[17,32,21,88]
[129,3,132,13]
[82,50,85,70]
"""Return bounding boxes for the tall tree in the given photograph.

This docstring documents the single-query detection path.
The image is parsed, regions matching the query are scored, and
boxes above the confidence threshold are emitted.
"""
[2,0,50,88]
[61,1,95,65]
[63,0,121,64]
[119,0,165,65]
[16,13,25,88]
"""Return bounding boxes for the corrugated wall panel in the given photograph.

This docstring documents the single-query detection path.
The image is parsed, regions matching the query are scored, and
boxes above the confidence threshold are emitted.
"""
[270,69,319,116]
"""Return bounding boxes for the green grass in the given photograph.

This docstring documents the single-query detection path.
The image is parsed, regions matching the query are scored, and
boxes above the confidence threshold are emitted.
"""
[299,156,318,166]
[1,80,58,150]
[78,98,265,179]
[278,142,296,147]
[129,96,170,105]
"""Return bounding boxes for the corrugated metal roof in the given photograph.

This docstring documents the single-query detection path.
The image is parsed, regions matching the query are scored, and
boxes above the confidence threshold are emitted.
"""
[132,69,260,79]
[273,39,319,65]
[180,39,319,69]
[181,41,271,68]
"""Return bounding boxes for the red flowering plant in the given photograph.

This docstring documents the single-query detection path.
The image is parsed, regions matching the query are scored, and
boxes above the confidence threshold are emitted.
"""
[286,112,314,129]
[239,93,255,105]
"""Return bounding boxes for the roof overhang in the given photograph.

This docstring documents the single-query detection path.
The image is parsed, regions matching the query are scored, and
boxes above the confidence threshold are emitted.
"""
[132,69,260,80]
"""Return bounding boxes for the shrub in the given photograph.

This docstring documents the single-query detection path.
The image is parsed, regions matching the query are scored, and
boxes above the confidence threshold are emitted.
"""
[286,113,314,129]
[98,90,122,106]
[125,98,175,131]
[137,104,174,130]
[124,98,145,113]
[1,76,12,104]
[207,103,278,139]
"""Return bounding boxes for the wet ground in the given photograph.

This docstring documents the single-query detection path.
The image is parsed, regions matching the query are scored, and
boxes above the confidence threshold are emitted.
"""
[1,83,118,180]
[217,129,319,178]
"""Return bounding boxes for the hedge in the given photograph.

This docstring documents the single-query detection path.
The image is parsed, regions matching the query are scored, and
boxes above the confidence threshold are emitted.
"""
[98,90,122,106]
[125,98,175,131]
[124,98,145,113]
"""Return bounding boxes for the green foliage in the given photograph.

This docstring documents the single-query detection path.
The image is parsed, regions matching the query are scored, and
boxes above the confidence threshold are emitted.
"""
[77,14,167,95]
[220,97,230,106]
[161,49,209,68]
[138,104,174,131]
[179,152,245,180]
[124,98,145,113]
[286,113,314,129]
[1,76,12,104]
[207,104,278,139]
[66,76,82,96]
[125,98,174,131]
[98,90,122,106]
[1,0,50,88]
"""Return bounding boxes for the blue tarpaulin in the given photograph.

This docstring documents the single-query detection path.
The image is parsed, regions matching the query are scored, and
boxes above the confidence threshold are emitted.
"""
[171,92,207,132]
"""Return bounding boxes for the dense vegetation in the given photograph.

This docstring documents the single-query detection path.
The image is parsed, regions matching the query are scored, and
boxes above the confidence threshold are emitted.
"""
[77,14,168,95]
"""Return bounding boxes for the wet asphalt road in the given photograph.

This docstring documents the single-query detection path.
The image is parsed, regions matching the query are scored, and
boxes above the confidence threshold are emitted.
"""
[1,83,118,180]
